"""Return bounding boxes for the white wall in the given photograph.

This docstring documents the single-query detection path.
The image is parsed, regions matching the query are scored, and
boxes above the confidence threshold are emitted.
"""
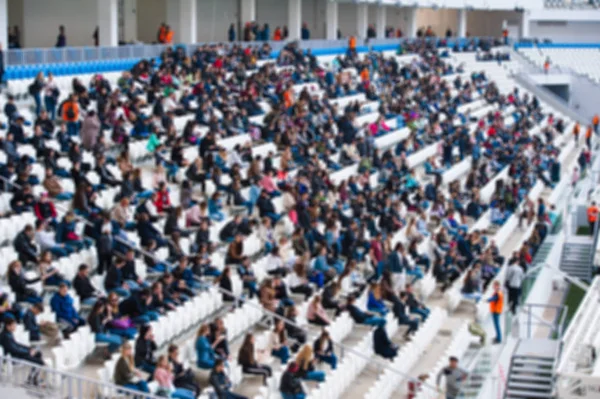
[22,0,98,48]
[529,21,600,43]
[256,0,287,33]
[338,2,357,38]
[386,7,414,36]
[301,0,327,39]
[415,9,458,37]
[137,0,165,43]
[7,0,24,39]
[467,10,521,37]
[121,0,138,43]
[196,0,239,43]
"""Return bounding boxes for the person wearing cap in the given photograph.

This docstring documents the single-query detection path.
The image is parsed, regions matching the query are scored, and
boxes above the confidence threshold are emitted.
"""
[436,356,467,399]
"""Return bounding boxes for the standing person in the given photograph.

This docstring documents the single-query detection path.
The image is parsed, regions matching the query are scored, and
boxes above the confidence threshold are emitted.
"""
[593,114,600,134]
[586,125,593,149]
[505,261,524,315]
[61,94,80,137]
[436,356,467,399]
[588,201,599,235]
[56,25,66,48]
[573,122,581,145]
[43,72,59,121]
[28,72,44,116]
[301,23,310,40]
[543,57,550,74]
[487,281,504,344]
[228,24,236,42]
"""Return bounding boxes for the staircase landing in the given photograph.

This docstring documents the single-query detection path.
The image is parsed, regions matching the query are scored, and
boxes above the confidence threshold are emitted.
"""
[505,339,558,399]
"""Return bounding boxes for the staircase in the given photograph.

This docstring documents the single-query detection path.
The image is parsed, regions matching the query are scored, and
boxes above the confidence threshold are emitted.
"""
[458,348,493,398]
[505,339,558,399]
[559,241,593,282]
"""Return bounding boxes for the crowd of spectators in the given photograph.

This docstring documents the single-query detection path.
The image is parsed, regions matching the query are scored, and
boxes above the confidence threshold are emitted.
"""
[0,35,575,398]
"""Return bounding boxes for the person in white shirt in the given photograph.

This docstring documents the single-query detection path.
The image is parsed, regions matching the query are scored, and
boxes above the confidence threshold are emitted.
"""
[265,247,287,277]
[505,262,525,315]
[34,220,71,258]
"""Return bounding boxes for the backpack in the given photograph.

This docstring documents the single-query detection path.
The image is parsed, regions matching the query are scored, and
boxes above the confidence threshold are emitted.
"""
[65,104,75,120]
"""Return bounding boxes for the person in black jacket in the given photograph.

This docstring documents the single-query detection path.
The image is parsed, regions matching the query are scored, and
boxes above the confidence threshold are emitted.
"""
[119,288,159,325]
[23,302,59,344]
[257,190,281,224]
[373,325,398,360]
[73,264,102,306]
[219,215,243,242]
[210,359,247,399]
[312,329,337,370]
[95,155,120,187]
[392,292,420,340]
[345,295,386,327]
[7,260,42,304]
[279,362,305,399]
[135,324,158,375]
[0,318,45,367]
[87,299,124,353]
[168,344,201,397]
[104,259,130,297]
[13,225,39,266]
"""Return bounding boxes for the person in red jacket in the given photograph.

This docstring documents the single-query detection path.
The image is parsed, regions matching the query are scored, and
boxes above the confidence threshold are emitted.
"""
[34,193,57,226]
[154,182,171,214]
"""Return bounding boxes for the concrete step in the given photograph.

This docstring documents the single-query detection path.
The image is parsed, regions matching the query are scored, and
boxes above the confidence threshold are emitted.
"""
[505,389,554,398]
[509,374,553,384]
[507,381,552,392]
[511,364,553,375]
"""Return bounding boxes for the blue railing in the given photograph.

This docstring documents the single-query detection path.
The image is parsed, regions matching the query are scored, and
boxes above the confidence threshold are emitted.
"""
[3,37,496,80]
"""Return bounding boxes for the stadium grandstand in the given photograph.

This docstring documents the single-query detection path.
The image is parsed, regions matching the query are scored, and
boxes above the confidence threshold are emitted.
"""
[0,1,599,399]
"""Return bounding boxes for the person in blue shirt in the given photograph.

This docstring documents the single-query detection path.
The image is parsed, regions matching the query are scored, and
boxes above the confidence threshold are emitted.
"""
[392,292,420,340]
[228,24,236,42]
[196,323,218,369]
[50,283,85,338]
[346,295,386,327]
[367,283,388,316]
[301,23,310,40]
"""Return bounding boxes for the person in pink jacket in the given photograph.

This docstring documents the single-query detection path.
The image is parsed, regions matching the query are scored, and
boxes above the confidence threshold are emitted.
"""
[153,355,196,399]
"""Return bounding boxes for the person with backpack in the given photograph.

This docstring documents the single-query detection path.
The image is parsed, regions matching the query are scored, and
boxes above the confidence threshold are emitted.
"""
[61,94,80,137]
[28,72,44,116]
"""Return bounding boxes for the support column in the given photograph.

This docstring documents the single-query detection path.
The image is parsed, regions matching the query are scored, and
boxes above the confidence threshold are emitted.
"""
[288,0,302,40]
[97,0,119,47]
[178,0,197,44]
[457,9,467,38]
[406,7,417,38]
[240,0,256,25]
[122,0,137,43]
[376,5,386,39]
[0,0,7,50]
[326,1,338,40]
[521,10,530,39]
[357,3,368,39]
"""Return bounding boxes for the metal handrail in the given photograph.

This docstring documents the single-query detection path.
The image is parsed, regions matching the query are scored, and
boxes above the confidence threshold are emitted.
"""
[0,353,164,399]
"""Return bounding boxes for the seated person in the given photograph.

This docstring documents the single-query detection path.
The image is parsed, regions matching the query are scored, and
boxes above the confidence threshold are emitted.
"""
[295,345,326,382]
[268,320,291,364]
[195,324,218,370]
[23,302,59,344]
[306,295,331,326]
[135,324,158,374]
[346,295,386,327]
[237,333,272,385]
[50,283,85,338]
[404,283,430,321]
[153,355,196,399]
[373,325,398,360]
[210,359,248,399]
[279,362,306,399]
[168,344,201,398]
[119,288,159,325]
[367,283,388,316]
[313,329,337,370]
[113,342,149,394]
[392,292,420,340]
[87,299,125,353]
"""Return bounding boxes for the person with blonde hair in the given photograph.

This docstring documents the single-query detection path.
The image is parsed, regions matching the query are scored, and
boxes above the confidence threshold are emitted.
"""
[153,355,196,399]
[295,344,326,382]
[113,342,149,393]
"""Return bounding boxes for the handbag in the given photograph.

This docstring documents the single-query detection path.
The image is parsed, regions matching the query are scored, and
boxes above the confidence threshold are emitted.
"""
[109,318,134,330]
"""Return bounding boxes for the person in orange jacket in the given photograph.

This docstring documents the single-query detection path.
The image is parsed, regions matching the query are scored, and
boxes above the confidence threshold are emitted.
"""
[348,36,357,51]
[360,67,369,84]
[593,114,599,134]
[588,201,599,235]
[586,125,593,149]
[283,86,293,109]
[487,281,503,344]
[61,94,80,136]
[163,26,174,44]
[573,122,580,145]
[157,23,166,43]
[273,27,282,41]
